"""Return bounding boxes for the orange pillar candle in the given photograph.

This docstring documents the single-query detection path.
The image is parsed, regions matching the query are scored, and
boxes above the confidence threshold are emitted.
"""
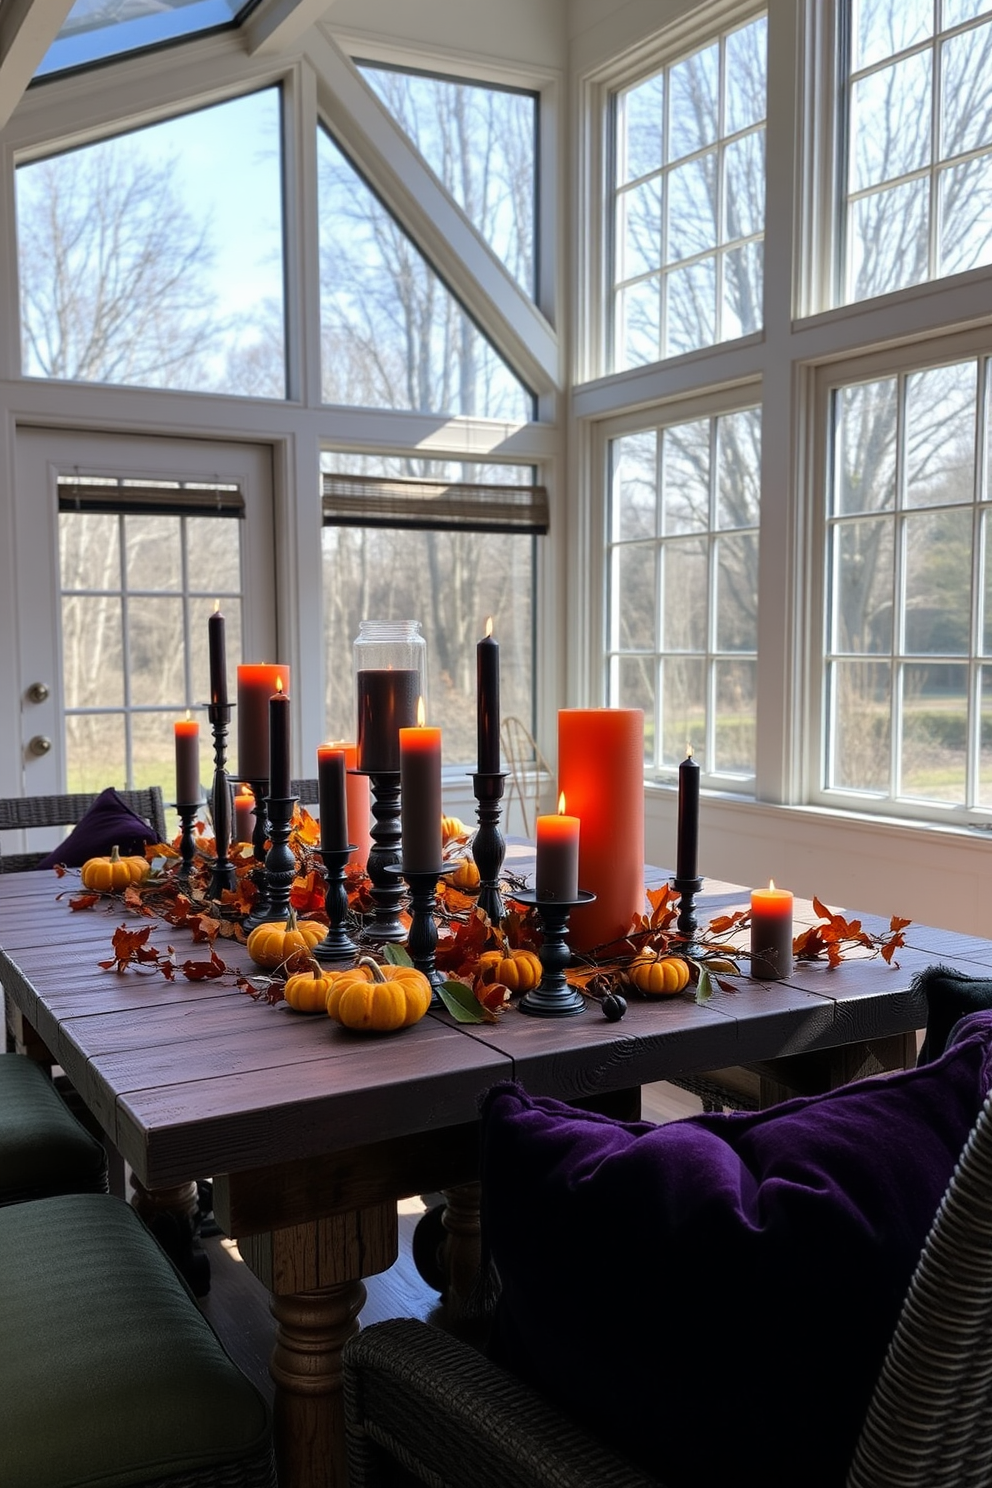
[535,794,580,902]
[233,784,255,843]
[399,702,443,875]
[237,664,289,781]
[750,882,794,981]
[174,715,200,806]
[557,708,645,953]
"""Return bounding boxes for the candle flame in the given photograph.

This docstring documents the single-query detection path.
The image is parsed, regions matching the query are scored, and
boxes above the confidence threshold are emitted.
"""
[768,879,776,891]
[485,615,494,638]
[185,709,191,722]
[417,696,426,728]
[275,676,284,694]
[558,791,567,815]
[238,784,253,800]
[686,743,694,759]
[212,599,221,614]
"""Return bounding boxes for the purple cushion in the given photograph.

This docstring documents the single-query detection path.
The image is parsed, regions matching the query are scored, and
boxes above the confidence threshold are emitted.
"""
[36,788,160,869]
[481,1010,992,1488]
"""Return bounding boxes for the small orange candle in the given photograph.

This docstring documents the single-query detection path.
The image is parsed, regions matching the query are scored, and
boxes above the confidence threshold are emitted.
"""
[558,708,644,951]
[174,713,200,806]
[750,881,794,981]
[399,699,443,875]
[535,793,580,902]
[233,784,255,843]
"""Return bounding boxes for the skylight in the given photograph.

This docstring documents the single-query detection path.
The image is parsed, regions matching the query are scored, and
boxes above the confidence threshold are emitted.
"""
[34,0,256,81]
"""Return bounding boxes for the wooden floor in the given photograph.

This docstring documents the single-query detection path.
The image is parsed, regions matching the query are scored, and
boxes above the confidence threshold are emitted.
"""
[196,1080,703,1402]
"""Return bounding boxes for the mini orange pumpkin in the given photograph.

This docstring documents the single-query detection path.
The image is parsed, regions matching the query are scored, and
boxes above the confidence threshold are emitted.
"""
[476,948,543,994]
[441,815,469,842]
[246,909,327,971]
[450,856,480,892]
[325,956,432,1032]
[628,950,691,996]
[80,845,151,893]
[283,964,336,1013]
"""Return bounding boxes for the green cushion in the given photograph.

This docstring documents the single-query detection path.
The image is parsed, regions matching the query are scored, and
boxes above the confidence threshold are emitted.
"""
[0,1193,272,1488]
[0,1054,107,1203]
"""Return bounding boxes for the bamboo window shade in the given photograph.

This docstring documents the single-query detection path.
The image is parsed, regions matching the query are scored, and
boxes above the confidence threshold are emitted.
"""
[321,472,549,534]
[57,477,244,518]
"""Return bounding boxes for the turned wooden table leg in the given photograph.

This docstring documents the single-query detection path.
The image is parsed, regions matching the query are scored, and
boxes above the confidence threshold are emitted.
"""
[238,1202,398,1488]
[440,1181,481,1319]
[130,1176,211,1295]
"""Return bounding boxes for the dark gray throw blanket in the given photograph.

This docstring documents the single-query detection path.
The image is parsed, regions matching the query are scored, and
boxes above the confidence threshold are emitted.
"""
[913,963,992,1064]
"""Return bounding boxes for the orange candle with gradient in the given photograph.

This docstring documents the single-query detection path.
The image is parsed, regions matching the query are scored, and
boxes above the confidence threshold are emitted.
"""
[750,881,794,980]
[557,708,645,953]
[535,794,580,901]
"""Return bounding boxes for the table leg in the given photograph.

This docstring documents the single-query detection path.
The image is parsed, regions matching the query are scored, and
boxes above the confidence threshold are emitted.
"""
[439,1182,481,1320]
[238,1201,398,1488]
[130,1176,211,1296]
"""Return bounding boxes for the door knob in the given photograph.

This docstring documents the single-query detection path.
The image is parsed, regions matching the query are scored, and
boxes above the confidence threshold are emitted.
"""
[26,682,50,704]
[27,735,52,757]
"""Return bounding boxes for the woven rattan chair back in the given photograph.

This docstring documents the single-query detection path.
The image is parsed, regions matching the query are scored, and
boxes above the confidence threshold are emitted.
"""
[0,788,168,873]
[847,1083,992,1487]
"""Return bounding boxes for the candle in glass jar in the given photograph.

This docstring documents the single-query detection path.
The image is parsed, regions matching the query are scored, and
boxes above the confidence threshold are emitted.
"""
[174,714,200,806]
[677,746,700,881]
[233,784,255,843]
[317,745,349,852]
[237,664,288,781]
[356,669,420,773]
[535,794,580,902]
[477,617,500,774]
[208,603,228,708]
[399,700,442,874]
[750,882,794,981]
[268,679,291,799]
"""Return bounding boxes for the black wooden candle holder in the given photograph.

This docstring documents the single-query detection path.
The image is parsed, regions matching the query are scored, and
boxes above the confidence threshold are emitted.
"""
[207,702,237,901]
[175,801,199,886]
[260,794,297,927]
[471,771,506,924]
[389,863,454,998]
[241,777,270,930]
[512,889,595,1017]
[315,845,359,963]
[359,771,406,944]
[671,874,704,955]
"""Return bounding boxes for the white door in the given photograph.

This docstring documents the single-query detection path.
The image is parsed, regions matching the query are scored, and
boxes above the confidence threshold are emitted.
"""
[13,428,276,819]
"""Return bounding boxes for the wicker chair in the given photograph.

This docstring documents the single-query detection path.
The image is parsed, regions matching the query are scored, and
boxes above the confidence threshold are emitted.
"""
[0,787,168,872]
[343,1081,992,1488]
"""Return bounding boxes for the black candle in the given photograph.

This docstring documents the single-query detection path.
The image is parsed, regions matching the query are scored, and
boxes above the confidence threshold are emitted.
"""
[208,605,228,707]
[676,747,700,880]
[269,680,291,799]
[317,745,348,851]
[356,669,420,772]
[477,618,500,774]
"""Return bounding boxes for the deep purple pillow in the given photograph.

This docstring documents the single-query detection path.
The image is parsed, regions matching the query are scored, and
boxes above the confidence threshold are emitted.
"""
[36,788,160,869]
[481,1010,992,1488]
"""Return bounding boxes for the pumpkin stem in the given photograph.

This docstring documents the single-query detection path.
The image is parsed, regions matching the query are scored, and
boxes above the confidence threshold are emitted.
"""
[284,907,298,930]
[357,955,388,983]
[109,845,121,862]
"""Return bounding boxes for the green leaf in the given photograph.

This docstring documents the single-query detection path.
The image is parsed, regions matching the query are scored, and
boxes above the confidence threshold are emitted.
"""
[383,943,414,967]
[695,965,714,1005]
[437,979,487,1023]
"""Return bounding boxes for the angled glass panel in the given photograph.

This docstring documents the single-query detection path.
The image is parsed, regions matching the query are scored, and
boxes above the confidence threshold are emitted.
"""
[317,127,531,419]
[17,89,285,396]
[35,0,252,80]
[359,65,537,300]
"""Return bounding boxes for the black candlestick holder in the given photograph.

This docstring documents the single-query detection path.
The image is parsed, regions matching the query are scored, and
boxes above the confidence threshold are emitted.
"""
[512,889,595,1017]
[471,771,506,924]
[175,801,200,886]
[241,777,270,931]
[671,874,704,955]
[388,863,454,998]
[315,845,359,963]
[207,702,237,901]
[359,771,406,944]
[261,795,297,927]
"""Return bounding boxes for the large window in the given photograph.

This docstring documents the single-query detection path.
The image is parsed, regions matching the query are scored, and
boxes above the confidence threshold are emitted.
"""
[611,13,767,371]
[17,89,285,397]
[606,407,761,783]
[842,0,992,303]
[321,455,542,765]
[823,352,992,815]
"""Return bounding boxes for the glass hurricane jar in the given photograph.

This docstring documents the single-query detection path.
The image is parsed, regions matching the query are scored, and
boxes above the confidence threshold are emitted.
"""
[353,620,426,773]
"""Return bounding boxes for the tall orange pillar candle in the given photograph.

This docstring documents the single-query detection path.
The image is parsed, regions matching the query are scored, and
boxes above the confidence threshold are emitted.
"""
[330,741,370,870]
[750,882,794,980]
[535,795,580,902]
[174,715,200,806]
[237,664,289,781]
[557,708,645,953]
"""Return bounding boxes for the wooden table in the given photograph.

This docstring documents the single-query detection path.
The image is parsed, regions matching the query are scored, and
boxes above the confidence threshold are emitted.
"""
[3,849,990,1488]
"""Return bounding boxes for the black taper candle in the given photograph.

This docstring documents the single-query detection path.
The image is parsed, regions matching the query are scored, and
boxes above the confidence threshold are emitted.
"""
[477,618,500,774]
[676,747,700,881]
[208,605,228,707]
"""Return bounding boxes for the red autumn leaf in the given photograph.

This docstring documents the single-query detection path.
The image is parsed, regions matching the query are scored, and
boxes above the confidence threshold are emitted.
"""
[434,909,491,974]
[707,909,748,935]
[179,950,227,981]
[100,923,159,973]
[237,973,285,1005]
[188,912,221,943]
[475,980,511,1012]
[69,892,100,911]
[122,884,155,916]
[890,915,912,932]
